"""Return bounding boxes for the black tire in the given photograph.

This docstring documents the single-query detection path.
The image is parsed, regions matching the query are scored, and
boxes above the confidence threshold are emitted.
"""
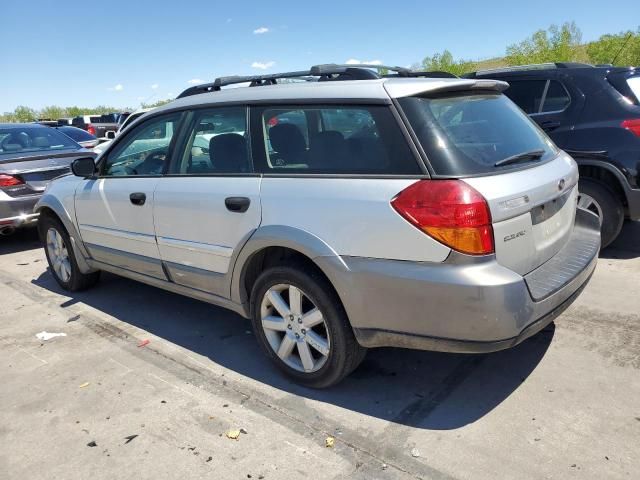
[250,265,366,388]
[578,178,624,249]
[40,215,100,291]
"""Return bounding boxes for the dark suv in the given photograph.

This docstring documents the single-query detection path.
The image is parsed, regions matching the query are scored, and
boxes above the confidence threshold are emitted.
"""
[467,63,640,247]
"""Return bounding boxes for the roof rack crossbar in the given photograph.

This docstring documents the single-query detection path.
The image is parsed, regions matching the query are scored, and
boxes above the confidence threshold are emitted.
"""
[309,63,410,76]
[213,70,312,88]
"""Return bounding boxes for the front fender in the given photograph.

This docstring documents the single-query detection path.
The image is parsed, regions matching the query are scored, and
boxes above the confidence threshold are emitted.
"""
[35,194,95,274]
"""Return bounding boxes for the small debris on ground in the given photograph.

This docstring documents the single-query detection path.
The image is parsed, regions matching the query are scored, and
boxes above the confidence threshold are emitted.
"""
[240,428,248,434]
[325,436,335,448]
[382,463,388,470]
[79,382,90,388]
[161,400,166,404]
[67,315,81,323]
[206,456,212,462]
[35,331,67,341]
[87,441,97,447]
[410,448,420,458]
[124,434,138,444]
[226,430,241,440]
[137,339,150,348]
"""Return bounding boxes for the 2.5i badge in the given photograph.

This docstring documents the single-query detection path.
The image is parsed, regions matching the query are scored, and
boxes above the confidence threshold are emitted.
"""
[504,230,526,243]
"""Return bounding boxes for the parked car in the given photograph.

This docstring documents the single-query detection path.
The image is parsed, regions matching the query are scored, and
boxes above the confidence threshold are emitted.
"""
[466,63,640,247]
[57,118,73,126]
[0,123,95,235]
[71,114,119,139]
[94,108,154,154]
[54,125,100,149]
[36,64,600,387]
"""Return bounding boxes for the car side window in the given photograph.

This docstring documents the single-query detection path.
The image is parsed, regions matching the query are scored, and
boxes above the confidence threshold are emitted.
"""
[255,105,419,174]
[541,80,570,113]
[173,107,249,174]
[101,113,181,177]
[503,80,547,114]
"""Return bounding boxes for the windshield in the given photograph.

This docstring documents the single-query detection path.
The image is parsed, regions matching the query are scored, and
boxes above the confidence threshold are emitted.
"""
[0,126,80,156]
[399,93,558,176]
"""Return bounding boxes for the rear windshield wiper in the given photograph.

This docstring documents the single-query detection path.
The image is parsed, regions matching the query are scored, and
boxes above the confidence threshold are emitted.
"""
[494,149,545,167]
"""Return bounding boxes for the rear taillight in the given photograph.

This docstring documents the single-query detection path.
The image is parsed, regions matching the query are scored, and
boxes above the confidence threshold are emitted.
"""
[0,174,24,188]
[391,180,494,255]
[621,119,640,137]
[87,124,96,136]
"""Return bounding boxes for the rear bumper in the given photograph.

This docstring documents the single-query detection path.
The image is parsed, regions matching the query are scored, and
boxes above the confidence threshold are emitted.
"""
[318,208,600,353]
[0,195,40,228]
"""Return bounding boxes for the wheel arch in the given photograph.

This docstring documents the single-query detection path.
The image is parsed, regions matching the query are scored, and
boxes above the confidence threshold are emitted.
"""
[35,194,95,274]
[577,160,629,212]
[230,226,349,318]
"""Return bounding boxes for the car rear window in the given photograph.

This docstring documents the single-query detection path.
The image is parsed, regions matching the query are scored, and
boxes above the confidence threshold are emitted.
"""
[0,127,79,156]
[398,93,558,176]
[58,127,95,142]
[627,76,640,103]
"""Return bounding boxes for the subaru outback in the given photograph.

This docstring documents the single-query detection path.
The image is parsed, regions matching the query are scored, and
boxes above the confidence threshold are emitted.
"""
[35,64,600,387]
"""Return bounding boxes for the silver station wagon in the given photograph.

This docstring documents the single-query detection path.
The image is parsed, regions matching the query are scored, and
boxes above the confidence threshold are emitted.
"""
[36,64,600,387]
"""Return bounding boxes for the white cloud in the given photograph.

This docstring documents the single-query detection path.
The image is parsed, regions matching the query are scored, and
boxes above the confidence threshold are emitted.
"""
[251,61,275,70]
[107,83,124,91]
[345,59,383,66]
[253,27,270,34]
[187,78,205,85]
[150,83,159,90]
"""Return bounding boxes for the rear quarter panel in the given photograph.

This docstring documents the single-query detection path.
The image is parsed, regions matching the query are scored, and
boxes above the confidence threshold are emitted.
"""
[259,177,451,262]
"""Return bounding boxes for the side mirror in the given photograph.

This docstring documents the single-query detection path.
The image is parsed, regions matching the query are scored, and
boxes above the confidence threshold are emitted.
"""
[71,157,97,177]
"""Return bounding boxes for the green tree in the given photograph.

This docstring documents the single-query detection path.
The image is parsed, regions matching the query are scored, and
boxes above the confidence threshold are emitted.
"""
[39,105,66,120]
[422,50,476,76]
[587,28,640,66]
[141,99,173,108]
[12,105,37,123]
[505,22,583,65]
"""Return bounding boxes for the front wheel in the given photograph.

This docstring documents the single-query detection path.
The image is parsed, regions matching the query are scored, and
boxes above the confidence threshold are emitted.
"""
[578,178,624,249]
[41,216,100,291]
[250,265,366,388]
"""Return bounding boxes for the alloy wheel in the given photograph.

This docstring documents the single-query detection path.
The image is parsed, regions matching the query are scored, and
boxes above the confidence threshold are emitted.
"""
[46,228,71,283]
[260,283,330,373]
[577,192,603,226]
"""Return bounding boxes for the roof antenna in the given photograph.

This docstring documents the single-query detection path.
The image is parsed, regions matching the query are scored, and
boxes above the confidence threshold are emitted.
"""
[610,32,633,66]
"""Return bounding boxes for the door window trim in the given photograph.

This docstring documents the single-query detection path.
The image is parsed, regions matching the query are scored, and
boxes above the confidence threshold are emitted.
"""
[529,79,572,116]
[96,111,187,178]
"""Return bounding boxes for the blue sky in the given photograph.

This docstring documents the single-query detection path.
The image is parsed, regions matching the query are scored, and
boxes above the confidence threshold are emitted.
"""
[1,0,638,112]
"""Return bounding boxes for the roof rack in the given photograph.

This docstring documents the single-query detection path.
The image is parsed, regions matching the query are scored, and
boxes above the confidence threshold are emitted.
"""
[468,62,594,77]
[176,63,459,98]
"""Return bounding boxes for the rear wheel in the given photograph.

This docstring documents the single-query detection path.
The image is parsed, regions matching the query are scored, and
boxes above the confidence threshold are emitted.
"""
[41,216,100,291]
[578,178,624,249]
[250,265,366,388]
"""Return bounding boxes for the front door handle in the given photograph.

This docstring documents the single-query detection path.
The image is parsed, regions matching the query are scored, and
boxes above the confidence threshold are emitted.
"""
[225,196,250,213]
[129,192,146,206]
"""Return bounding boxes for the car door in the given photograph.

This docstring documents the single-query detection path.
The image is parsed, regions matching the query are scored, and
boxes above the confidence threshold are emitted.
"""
[502,75,577,146]
[153,106,261,296]
[75,112,183,279]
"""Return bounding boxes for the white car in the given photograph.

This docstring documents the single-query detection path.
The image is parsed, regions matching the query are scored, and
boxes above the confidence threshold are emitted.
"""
[35,64,600,387]
[94,107,154,155]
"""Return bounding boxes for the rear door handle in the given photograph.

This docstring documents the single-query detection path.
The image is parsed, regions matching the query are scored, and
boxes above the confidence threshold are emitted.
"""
[225,196,250,213]
[541,121,560,131]
[129,192,146,206]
